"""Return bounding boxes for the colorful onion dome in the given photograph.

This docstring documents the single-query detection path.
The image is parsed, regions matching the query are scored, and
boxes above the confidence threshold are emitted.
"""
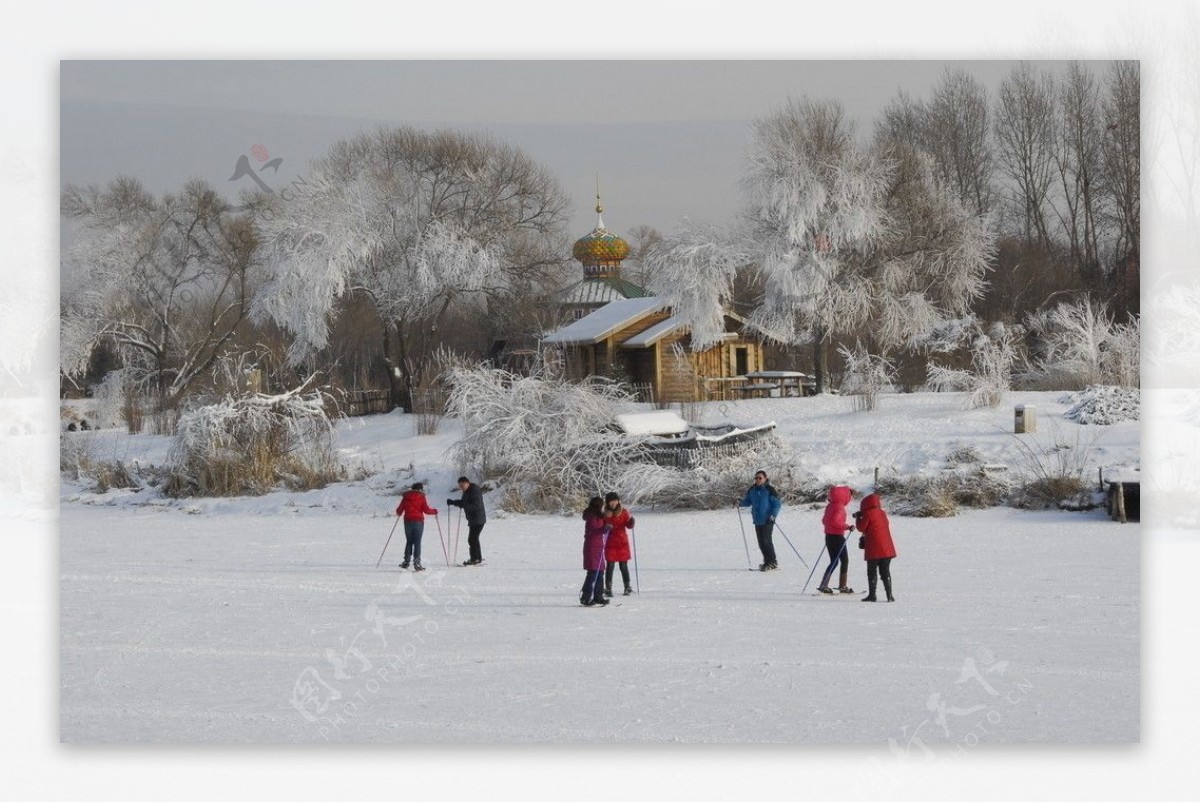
[572,188,630,274]
[572,226,631,264]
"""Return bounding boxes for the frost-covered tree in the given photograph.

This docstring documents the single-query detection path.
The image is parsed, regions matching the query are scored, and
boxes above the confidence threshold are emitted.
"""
[61,178,259,424]
[647,99,994,393]
[644,219,752,350]
[253,127,569,410]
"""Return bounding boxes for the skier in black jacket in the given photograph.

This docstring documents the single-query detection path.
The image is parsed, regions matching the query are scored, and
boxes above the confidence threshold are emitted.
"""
[447,476,487,565]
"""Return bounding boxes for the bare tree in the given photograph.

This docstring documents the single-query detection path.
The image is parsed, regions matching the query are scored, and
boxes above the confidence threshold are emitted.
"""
[925,68,996,219]
[61,178,259,425]
[254,127,570,410]
[994,63,1057,248]
[1101,61,1141,264]
[1052,62,1106,283]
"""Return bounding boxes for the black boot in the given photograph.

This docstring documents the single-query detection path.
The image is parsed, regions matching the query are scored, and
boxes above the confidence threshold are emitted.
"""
[592,592,609,606]
[883,576,894,602]
[604,583,613,598]
[623,586,633,595]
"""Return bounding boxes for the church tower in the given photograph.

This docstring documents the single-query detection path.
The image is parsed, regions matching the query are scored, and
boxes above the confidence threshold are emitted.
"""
[560,185,649,320]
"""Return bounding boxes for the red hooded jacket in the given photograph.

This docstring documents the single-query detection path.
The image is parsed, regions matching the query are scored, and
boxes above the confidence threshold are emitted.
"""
[604,507,634,562]
[396,490,437,522]
[822,485,853,535]
[855,493,897,561]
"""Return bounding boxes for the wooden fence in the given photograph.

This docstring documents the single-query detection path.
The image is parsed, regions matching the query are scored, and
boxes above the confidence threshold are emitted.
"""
[343,389,392,417]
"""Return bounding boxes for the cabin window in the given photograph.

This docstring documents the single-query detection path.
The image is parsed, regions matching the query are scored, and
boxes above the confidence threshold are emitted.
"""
[734,346,749,376]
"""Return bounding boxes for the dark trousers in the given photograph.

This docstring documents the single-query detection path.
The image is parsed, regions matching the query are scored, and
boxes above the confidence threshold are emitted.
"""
[819,533,849,588]
[755,522,777,565]
[466,523,484,562]
[402,520,424,564]
[581,568,605,601]
[866,558,894,599]
[605,561,631,591]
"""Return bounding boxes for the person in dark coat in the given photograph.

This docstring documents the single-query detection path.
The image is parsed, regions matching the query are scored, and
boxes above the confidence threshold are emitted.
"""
[580,496,610,607]
[854,492,897,602]
[602,491,635,597]
[817,485,855,594]
[447,476,486,565]
[395,482,437,571]
[738,470,782,571]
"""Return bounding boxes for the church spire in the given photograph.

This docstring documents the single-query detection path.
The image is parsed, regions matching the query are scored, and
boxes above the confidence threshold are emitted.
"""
[594,174,605,230]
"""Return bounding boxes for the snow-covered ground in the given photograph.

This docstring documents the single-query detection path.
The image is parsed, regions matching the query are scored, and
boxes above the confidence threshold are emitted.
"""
[59,391,1140,744]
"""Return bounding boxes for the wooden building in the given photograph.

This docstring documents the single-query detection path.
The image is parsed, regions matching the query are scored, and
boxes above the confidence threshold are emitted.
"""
[542,297,766,403]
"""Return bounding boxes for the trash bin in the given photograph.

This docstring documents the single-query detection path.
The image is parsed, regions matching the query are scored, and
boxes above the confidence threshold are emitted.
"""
[1014,404,1036,434]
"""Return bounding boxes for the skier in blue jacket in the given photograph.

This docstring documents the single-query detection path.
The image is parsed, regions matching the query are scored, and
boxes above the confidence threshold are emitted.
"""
[738,469,782,571]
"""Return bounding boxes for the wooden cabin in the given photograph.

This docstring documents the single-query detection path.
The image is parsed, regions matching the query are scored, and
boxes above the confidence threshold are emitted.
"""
[541,297,766,403]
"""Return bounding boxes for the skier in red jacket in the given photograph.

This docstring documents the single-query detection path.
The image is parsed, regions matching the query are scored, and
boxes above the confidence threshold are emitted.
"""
[395,482,438,571]
[854,492,897,602]
[817,485,855,594]
[602,491,635,597]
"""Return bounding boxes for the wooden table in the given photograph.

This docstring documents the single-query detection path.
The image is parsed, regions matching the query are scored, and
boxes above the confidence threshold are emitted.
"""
[744,371,816,397]
[736,382,780,399]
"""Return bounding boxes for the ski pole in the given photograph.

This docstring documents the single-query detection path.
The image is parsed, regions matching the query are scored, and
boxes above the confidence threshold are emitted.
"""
[434,513,449,567]
[773,522,809,569]
[453,508,462,565]
[375,517,400,567]
[801,548,828,594]
[735,504,753,570]
[630,525,641,595]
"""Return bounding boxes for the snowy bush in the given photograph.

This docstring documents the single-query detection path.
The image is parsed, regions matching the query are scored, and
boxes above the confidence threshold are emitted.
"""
[837,343,896,411]
[1061,385,1140,425]
[446,364,664,511]
[1006,422,1102,510]
[165,387,343,497]
[446,363,810,513]
[1022,300,1140,389]
[60,433,145,493]
[926,322,1021,409]
[875,468,1012,517]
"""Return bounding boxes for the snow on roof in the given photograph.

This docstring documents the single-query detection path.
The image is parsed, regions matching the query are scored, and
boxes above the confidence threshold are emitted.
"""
[620,315,684,348]
[542,296,667,346]
[616,410,690,436]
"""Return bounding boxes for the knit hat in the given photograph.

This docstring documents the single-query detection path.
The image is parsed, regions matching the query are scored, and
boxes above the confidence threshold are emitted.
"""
[604,491,620,503]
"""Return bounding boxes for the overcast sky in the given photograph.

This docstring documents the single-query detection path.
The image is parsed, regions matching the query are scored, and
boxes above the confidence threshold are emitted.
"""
[61,60,1083,241]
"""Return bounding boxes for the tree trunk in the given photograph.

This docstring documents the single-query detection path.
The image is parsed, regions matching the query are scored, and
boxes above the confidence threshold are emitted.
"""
[813,327,829,394]
[381,322,403,413]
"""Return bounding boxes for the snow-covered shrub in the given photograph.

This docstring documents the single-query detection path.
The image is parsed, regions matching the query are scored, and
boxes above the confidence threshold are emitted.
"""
[635,433,809,510]
[446,364,662,512]
[60,433,144,493]
[165,388,342,497]
[926,322,1021,408]
[875,468,1012,517]
[1006,421,1101,510]
[838,343,896,412]
[1062,385,1140,425]
[1022,300,1140,389]
[945,444,982,466]
[93,368,137,432]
